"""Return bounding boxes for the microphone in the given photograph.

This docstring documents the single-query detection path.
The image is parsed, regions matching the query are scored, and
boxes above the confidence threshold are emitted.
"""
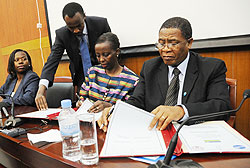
[0,102,9,118]
[0,94,14,116]
[0,94,23,128]
[148,89,250,168]
[243,89,250,99]
[0,102,9,127]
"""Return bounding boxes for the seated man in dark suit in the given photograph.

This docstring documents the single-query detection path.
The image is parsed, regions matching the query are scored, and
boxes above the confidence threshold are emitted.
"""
[98,17,231,132]
[35,2,111,110]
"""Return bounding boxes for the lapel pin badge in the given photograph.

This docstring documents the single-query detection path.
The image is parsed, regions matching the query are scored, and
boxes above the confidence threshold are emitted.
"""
[183,92,187,97]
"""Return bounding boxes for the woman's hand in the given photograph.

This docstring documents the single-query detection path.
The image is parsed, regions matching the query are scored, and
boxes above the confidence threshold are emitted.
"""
[88,100,112,113]
[97,106,112,132]
[76,100,82,108]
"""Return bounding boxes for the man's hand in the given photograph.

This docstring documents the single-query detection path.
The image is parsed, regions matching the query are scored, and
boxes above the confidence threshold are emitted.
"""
[149,105,185,131]
[0,96,3,102]
[88,100,112,113]
[35,85,48,110]
[97,106,112,132]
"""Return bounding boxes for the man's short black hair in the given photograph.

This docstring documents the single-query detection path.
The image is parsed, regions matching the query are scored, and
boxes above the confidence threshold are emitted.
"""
[62,2,85,19]
[160,17,192,40]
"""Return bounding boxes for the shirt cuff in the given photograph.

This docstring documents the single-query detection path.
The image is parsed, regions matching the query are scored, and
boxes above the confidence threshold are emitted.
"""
[177,104,189,122]
[39,79,49,89]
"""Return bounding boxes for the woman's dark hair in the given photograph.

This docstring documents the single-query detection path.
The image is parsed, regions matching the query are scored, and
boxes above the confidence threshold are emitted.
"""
[96,32,120,51]
[8,49,33,79]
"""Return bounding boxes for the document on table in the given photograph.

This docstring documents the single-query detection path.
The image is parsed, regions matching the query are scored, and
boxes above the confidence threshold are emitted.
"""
[174,121,250,153]
[16,108,61,119]
[16,99,102,121]
[100,100,166,157]
[76,99,102,121]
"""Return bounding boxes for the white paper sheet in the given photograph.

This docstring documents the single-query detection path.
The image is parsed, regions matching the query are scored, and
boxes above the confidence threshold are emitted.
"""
[76,99,102,121]
[16,108,61,119]
[100,101,166,157]
[27,129,62,144]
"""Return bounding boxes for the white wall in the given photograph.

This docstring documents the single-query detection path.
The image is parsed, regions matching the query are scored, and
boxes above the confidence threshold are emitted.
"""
[45,0,250,47]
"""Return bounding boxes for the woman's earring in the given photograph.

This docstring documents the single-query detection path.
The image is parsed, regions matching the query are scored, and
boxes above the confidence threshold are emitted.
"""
[117,54,119,57]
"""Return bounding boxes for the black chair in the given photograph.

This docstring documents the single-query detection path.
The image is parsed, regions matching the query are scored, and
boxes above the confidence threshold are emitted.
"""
[46,77,75,108]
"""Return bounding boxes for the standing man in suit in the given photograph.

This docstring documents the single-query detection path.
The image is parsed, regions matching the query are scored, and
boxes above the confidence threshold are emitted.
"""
[98,17,231,132]
[35,2,111,110]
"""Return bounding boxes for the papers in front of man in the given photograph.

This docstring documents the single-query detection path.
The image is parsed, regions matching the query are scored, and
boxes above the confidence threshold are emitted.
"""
[100,100,169,157]
[100,100,250,158]
[16,99,102,121]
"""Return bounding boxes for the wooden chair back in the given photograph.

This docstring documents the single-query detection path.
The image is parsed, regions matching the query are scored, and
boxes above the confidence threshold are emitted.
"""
[226,78,237,127]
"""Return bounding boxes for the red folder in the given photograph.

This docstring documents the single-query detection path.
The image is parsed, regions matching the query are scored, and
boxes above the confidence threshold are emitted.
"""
[161,123,183,156]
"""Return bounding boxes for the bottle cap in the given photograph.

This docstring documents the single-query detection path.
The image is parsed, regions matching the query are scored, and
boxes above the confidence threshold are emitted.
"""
[61,99,72,108]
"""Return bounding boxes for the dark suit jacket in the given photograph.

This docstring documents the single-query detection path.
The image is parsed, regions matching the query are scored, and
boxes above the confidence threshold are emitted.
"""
[0,70,39,106]
[127,51,231,121]
[40,16,111,87]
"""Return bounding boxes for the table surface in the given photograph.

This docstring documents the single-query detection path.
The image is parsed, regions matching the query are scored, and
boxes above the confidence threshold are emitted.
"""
[0,106,250,168]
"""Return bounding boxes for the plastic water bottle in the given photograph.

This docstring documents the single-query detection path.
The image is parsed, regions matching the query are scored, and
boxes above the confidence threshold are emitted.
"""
[58,99,81,162]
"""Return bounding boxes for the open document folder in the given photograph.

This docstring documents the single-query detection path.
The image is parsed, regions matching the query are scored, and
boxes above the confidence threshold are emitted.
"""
[175,120,250,153]
[100,101,250,158]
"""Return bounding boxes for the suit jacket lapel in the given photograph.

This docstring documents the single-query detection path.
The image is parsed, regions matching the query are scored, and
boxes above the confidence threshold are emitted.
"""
[14,72,28,98]
[157,62,169,100]
[85,17,99,65]
[85,17,97,51]
[7,78,16,95]
[182,53,198,104]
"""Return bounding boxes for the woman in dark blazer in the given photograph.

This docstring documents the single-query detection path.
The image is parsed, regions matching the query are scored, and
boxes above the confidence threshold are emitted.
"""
[0,49,39,106]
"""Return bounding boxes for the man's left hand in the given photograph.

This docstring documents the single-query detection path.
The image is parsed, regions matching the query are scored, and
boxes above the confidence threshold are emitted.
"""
[149,105,185,131]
